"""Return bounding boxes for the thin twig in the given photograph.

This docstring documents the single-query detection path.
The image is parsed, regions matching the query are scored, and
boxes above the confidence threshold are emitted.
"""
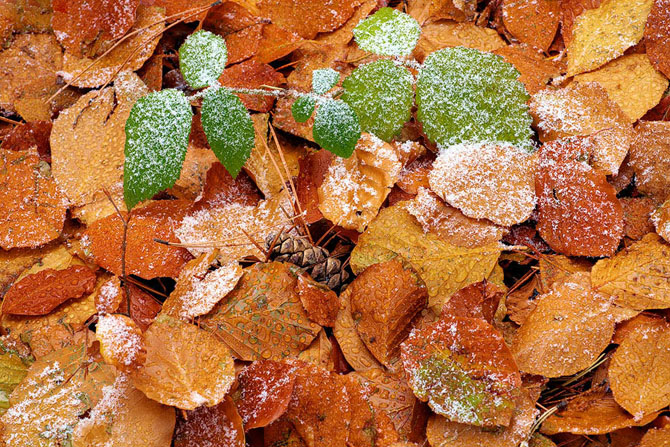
[0,116,23,125]
[102,188,130,316]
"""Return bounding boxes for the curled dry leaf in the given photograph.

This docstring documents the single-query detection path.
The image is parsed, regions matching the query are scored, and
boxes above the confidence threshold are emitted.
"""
[85,200,193,279]
[494,44,561,95]
[629,121,670,202]
[428,143,537,227]
[296,149,333,224]
[609,319,670,419]
[536,139,624,257]
[130,315,235,410]
[540,388,660,435]
[72,374,176,447]
[645,0,670,78]
[505,274,542,326]
[566,0,653,75]
[426,387,538,447]
[258,0,357,39]
[318,133,402,232]
[0,149,67,250]
[200,262,321,361]
[62,5,165,88]
[591,233,670,310]
[52,0,140,57]
[1,265,96,316]
[441,280,505,324]
[349,259,427,366]
[296,273,339,327]
[653,200,670,243]
[502,0,560,52]
[574,54,668,122]
[401,317,522,427]
[168,145,219,201]
[351,204,501,309]
[412,21,505,63]
[174,395,244,447]
[405,188,505,249]
[511,272,615,378]
[96,314,146,372]
[51,71,148,207]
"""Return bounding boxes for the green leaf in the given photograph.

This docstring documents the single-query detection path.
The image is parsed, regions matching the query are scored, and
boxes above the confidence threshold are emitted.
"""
[179,30,228,89]
[312,68,340,94]
[292,95,316,123]
[342,59,413,141]
[124,89,193,209]
[201,87,255,178]
[313,99,361,158]
[416,47,533,150]
[353,7,421,56]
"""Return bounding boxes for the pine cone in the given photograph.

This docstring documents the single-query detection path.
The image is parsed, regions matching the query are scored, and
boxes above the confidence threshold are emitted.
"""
[266,233,350,290]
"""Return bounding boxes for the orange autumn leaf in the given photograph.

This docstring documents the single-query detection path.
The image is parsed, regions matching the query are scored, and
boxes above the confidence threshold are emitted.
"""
[441,280,505,324]
[560,0,603,46]
[296,273,339,327]
[0,120,52,159]
[85,200,193,279]
[1,265,96,316]
[653,199,670,243]
[224,23,263,65]
[219,59,285,112]
[96,313,146,372]
[621,197,657,241]
[349,259,427,366]
[629,121,670,203]
[494,44,561,94]
[174,396,245,447]
[502,0,560,52]
[258,0,358,39]
[640,425,670,447]
[117,283,162,331]
[253,23,304,64]
[400,316,522,427]
[645,0,670,78]
[296,149,333,224]
[191,162,261,212]
[538,254,592,291]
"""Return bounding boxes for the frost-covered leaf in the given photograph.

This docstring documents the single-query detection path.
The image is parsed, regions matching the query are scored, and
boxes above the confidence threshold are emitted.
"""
[313,99,361,158]
[173,396,244,447]
[653,200,670,243]
[311,68,339,94]
[201,87,255,178]
[645,0,670,78]
[342,59,413,141]
[291,95,316,123]
[412,21,505,63]
[401,316,522,426]
[96,314,146,372]
[258,0,357,39]
[640,425,670,447]
[502,0,560,52]
[179,30,227,89]
[629,121,670,203]
[416,47,533,150]
[353,7,420,56]
[123,89,193,209]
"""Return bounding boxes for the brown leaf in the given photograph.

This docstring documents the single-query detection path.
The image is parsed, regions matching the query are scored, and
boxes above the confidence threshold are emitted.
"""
[511,272,615,377]
[52,0,140,57]
[494,44,561,94]
[297,273,339,327]
[174,396,245,447]
[298,329,335,370]
[143,0,213,21]
[2,265,96,316]
[639,425,670,447]
[200,262,321,361]
[130,315,235,410]
[441,281,505,324]
[0,120,52,160]
[96,314,146,372]
[349,260,427,366]
[560,0,603,46]
[541,388,660,435]
[118,283,162,331]
[539,254,592,291]
[85,200,193,279]
[0,149,67,250]
[296,149,333,224]
[401,316,522,427]
[612,313,667,345]
[621,197,657,241]
[225,23,263,65]
[253,23,304,64]
[219,59,285,112]
[645,0,670,78]
[273,95,315,141]
[168,144,219,201]
[505,274,542,326]
[629,121,670,203]
[192,162,261,212]
[502,0,560,52]
[257,0,358,39]
[536,138,624,257]
[653,199,670,243]
[412,21,505,63]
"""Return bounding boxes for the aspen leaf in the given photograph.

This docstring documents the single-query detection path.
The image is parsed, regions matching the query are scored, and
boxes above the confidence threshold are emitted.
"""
[296,274,339,327]
[401,316,522,426]
[257,0,357,39]
[0,120,52,156]
[130,315,235,410]
[628,121,670,202]
[560,0,604,45]
[95,276,124,315]
[645,0,670,78]
[502,0,560,52]
[96,314,146,372]
[412,22,505,63]
[539,254,592,292]
[173,396,244,447]
[511,272,615,378]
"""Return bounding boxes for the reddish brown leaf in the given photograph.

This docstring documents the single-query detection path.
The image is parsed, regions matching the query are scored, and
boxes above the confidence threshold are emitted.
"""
[1,265,96,316]
[219,59,285,112]
[560,0,603,45]
[645,0,670,78]
[225,23,263,65]
[494,44,561,94]
[254,23,304,63]
[174,396,245,447]
[502,0,560,52]
[296,149,333,224]
[191,162,261,213]
[114,284,162,331]
[297,273,339,327]
[0,120,51,161]
[257,0,358,39]
[441,280,504,324]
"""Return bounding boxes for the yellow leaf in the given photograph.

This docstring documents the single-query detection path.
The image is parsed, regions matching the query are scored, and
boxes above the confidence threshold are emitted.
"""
[351,204,501,309]
[639,425,670,447]
[96,314,146,372]
[130,315,235,410]
[0,344,29,415]
[567,0,653,75]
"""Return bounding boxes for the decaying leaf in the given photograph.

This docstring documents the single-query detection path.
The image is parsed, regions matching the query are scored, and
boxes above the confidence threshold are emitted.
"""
[258,0,357,39]
[539,254,592,291]
[645,0,670,78]
[628,121,670,202]
[429,143,537,227]
[511,272,615,377]
[351,204,501,309]
[96,314,146,372]
[621,197,657,241]
[296,274,339,327]
[502,0,560,52]
[412,21,505,62]
[200,262,321,361]
[130,315,235,410]
[173,395,244,447]
[318,133,402,232]
[401,316,522,427]
[349,259,427,366]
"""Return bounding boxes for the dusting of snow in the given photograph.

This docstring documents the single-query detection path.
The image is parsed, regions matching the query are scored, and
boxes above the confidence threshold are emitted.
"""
[179,262,243,320]
[97,315,143,367]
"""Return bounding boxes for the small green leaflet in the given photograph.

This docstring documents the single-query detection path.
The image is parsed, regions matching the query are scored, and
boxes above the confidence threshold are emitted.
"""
[416,47,533,151]
[292,96,316,123]
[201,87,255,178]
[179,30,228,89]
[313,99,360,158]
[342,59,413,141]
[353,7,421,56]
[312,68,340,94]
[124,89,193,209]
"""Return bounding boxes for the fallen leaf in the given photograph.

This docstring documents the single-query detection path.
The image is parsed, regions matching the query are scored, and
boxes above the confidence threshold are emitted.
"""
[0,149,67,250]
[560,0,603,45]
[95,276,124,314]
[412,21,505,62]
[612,313,667,344]
[428,143,537,227]
[511,272,615,377]
[200,262,321,361]
[349,259,427,366]
[645,0,670,78]
[130,314,235,410]
[401,316,522,426]
[191,161,261,211]
[640,425,670,447]
[494,44,561,94]
[628,121,670,202]
[351,204,501,309]
[539,254,592,291]
[653,199,670,243]
[296,274,339,327]
[621,197,657,241]
[505,274,542,326]
[117,284,162,331]
[174,395,244,447]
[591,233,670,310]
[296,149,333,224]
[441,281,505,324]
[566,0,653,75]
[574,54,668,122]
[96,314,146,372]
[502,0,560,52]
[219,59,285,112]
[1,265,96,316]
[167,144,219,201]
[0,343,29,415]
[143,0,213,21]
[224,23,263,65]
[253,23,304,64]
[0,120,52,159]
[258,0,358,39]
[85,200,193,279]
[298,329,335,370]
